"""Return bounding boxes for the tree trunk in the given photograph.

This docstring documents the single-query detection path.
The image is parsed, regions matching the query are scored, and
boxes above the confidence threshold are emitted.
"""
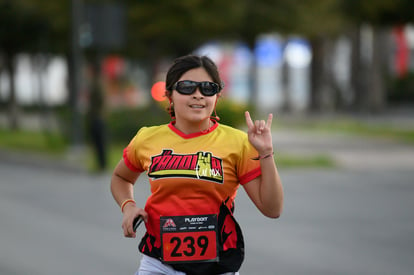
[310,36,334,113]
[5,54,18,130]
[310,37,322,112]
[33,53,53,131]
[367,27,388,112]
[351,25,388,113]
[350,26,364,111]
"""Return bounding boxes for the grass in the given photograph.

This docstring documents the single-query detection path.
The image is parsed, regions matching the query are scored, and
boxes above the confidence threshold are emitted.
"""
[278,118,414,144]
[85,144,125,172]
[276,154,335,168]
[3,115,413,171]
[86,147,336,171]
[0,129,67,155]
[0,128,335,171]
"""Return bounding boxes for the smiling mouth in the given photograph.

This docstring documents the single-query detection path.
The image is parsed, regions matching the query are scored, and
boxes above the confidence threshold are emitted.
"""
[189,104,205,109]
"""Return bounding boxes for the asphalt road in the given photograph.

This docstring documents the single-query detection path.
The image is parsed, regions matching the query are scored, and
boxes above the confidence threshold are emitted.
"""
[1,159,413,275]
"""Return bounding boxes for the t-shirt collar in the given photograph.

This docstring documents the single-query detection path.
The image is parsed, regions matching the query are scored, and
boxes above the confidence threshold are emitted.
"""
[168,120,219,139]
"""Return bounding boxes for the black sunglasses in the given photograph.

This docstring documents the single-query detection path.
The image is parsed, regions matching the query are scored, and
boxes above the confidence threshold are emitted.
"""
[172,80,221,96]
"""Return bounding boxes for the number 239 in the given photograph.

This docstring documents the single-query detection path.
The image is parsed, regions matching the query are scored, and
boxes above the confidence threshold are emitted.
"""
[170,235,209,257]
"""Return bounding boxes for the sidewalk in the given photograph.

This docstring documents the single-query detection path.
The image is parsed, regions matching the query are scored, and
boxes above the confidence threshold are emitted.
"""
[273,127,414,170]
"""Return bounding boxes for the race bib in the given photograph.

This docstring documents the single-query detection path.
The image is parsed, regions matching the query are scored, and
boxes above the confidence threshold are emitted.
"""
[160,214,218,263]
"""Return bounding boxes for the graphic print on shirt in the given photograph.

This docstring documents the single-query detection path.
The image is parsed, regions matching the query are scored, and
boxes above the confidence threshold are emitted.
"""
[148,149,224,183]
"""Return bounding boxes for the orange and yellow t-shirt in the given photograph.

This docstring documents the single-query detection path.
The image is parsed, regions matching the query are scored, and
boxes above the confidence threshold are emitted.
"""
[123,121,261,251]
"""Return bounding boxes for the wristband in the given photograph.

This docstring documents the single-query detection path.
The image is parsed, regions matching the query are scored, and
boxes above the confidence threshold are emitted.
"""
[252,152,274,160]
[121,199,136,213]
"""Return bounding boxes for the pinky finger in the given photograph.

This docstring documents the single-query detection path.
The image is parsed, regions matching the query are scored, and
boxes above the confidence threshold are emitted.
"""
[266,113,273,128]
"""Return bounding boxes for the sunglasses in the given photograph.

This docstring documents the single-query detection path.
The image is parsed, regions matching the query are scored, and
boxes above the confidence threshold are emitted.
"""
[172,80,221,96]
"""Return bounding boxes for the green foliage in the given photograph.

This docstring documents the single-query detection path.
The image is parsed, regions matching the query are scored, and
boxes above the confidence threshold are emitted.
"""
[215,98,254,128]
[3,0,414,58]
[106,104,170,144]
[282,118,414,144]
[387,73,414,103]
[125,0,246,58]
[0,1,47,53]
[106,99,254,144]
[341,0,414,25]
[272,0,345,38]
[0,0,71,54]
[0,128,67,154]
[276,154,335,168]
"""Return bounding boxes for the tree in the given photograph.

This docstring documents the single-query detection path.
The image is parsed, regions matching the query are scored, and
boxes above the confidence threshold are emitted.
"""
[342,0,414,112]
[237,0,346,112]
[0,0,51,129]
[125,0,246,60]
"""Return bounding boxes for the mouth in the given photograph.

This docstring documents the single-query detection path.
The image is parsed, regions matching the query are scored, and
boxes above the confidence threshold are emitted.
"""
[189,104,205,109]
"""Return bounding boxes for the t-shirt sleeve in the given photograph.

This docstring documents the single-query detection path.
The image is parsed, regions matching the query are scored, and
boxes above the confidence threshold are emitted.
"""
[123,127,146,173]
[237,135,261,185]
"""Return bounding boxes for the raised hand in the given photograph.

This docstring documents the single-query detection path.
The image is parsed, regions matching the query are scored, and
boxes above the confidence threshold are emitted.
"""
[244,111,274,156]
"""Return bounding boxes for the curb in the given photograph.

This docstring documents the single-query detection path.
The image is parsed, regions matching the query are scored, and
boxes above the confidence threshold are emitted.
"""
[0,149,88,174]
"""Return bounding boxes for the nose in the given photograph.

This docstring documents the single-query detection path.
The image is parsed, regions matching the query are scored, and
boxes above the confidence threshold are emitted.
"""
[192,87,204,98]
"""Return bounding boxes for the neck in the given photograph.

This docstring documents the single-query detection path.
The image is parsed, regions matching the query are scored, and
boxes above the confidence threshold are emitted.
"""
[173,118,212,135]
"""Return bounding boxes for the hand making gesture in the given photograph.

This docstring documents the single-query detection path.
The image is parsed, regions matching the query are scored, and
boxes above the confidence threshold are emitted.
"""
[244,111,274,157]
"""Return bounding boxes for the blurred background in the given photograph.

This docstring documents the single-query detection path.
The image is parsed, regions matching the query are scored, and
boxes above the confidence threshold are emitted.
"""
[0,0,413,170]
[1,1,414,274]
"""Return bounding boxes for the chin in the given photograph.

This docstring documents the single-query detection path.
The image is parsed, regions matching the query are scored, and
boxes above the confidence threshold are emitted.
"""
[189,110,209,118]
[190,116,208,122]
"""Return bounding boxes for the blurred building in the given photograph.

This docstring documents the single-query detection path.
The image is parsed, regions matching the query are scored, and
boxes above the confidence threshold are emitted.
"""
[2,25,413,111]
[0,55,67,106]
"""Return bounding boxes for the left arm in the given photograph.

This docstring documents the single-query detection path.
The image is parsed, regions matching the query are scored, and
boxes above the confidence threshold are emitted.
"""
[242,111,284,218]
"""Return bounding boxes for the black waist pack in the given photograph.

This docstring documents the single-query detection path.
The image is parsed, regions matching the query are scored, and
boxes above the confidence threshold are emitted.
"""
[171,199,245,275]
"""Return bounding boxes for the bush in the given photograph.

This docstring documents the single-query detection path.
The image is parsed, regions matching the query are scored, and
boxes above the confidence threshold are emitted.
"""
[107,104,170,144]
[106,99,254,144]
[215,98,254,128]
[387,72,414,103]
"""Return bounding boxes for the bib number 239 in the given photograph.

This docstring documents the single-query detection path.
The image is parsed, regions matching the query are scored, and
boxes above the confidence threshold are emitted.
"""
[160,214,218,263]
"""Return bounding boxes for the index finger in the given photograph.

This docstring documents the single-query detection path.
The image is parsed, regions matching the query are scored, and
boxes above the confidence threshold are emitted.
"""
[245,111,254,129]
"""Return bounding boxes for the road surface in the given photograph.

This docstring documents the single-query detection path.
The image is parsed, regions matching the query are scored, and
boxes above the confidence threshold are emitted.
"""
[1,160,413,275]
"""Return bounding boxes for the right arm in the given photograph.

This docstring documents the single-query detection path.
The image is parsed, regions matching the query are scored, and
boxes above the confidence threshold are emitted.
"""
[110,159,148,238]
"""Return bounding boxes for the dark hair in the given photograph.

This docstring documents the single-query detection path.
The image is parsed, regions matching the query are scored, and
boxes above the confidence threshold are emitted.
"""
[165,54,223,98]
